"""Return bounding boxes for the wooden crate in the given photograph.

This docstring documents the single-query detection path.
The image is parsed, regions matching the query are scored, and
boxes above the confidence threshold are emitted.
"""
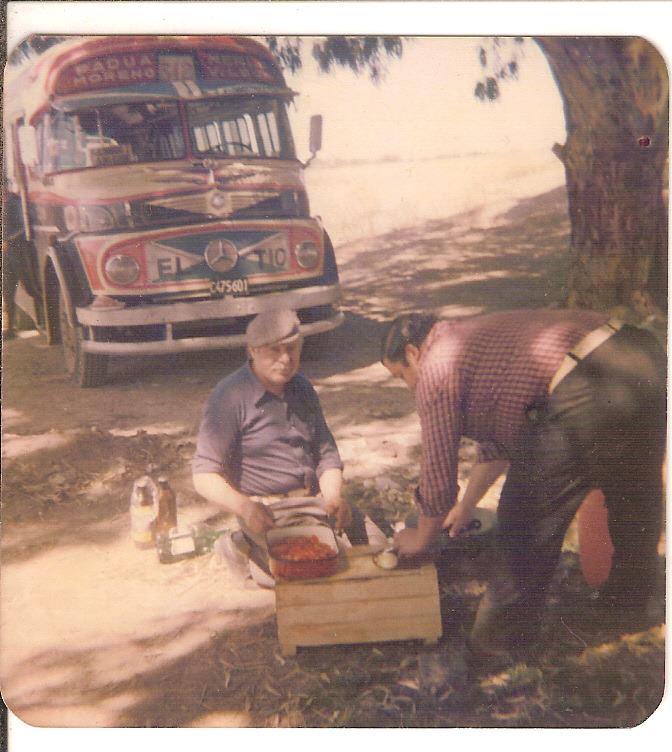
[275,545,442,655]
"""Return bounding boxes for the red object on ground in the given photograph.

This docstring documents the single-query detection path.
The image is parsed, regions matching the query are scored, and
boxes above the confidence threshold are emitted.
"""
[577,490,615,587]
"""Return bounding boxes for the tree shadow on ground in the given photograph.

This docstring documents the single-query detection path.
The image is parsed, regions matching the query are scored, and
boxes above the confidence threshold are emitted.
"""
[0,429,204,565]
[83,184,571,388]
[1,185,569,562]
[4,547,664,728]
[108,348,249,388]
[1,183,571,455]
[7,184,664,728]
[334,185,569,328]
[304,185,569,383]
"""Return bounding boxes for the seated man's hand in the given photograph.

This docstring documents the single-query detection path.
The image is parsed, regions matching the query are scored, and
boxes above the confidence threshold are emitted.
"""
[324,497,352,532]
[241,498,275,536]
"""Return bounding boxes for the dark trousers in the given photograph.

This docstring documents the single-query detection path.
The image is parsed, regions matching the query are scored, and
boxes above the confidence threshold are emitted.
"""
[471,325,667,654]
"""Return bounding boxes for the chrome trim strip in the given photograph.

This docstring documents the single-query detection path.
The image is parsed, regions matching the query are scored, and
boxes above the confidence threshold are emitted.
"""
[75,283,340,326]
[80,312,344,355]
[32,225,61,233]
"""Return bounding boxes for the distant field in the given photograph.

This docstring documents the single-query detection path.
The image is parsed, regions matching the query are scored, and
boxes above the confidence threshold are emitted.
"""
[305,148,566,246]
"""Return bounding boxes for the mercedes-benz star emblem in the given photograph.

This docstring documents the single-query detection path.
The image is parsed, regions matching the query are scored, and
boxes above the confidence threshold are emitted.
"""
[205,239,238,273]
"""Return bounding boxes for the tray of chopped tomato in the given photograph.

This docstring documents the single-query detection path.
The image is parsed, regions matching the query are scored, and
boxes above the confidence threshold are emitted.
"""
[267,524,339,580]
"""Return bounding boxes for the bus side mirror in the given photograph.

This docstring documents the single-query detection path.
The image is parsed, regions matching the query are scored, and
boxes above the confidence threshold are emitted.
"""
[18,125,39,168]
[309,114,322,156]
[304,115,322,168]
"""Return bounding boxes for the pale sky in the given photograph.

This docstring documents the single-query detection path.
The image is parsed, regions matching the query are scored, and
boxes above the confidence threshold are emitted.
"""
[287,36,567,163]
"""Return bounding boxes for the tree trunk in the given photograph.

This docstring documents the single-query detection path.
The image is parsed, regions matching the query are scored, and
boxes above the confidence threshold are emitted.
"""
[536,37,668,316]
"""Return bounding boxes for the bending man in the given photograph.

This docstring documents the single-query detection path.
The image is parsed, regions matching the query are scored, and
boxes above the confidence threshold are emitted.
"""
[381,309,666,655]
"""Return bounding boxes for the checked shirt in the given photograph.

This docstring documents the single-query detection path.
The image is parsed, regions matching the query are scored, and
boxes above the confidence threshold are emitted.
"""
[415,308,607,517]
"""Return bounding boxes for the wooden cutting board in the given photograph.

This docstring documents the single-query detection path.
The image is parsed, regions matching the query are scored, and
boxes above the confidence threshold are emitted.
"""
[275,545,442,655]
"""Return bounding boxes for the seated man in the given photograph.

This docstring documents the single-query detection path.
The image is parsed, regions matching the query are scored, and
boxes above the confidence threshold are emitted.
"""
[193,309,381,586]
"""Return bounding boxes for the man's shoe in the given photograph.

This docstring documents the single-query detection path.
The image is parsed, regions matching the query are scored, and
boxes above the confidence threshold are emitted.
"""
[416,648,471,705]
[248,559,276,589]
[465,637,515,675]
[215,530,252,584]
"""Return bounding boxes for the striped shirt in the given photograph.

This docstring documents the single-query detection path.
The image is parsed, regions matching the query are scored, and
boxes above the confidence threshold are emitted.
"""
[415,309,607,516]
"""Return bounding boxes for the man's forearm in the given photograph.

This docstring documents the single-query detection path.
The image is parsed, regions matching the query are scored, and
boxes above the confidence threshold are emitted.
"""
[443,459,509,537]
[460,459,509,509]
[417,512,445,545]
[192,472,250,516]
[318,467,342,505]
[194,472,277,536]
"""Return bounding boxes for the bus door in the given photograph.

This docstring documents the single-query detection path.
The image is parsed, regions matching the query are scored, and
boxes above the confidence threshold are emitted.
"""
[5,118,42,324]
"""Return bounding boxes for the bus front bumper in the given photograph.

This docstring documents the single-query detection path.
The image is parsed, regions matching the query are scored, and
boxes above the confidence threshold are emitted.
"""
[75,284,343,355]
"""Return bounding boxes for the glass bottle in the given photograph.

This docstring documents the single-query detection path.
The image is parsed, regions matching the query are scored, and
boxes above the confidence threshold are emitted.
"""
[130,477,156,549]
[155,476,178,537]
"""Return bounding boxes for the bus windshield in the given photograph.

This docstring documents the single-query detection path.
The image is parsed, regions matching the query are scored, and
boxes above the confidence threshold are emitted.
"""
[41,96,295,173]
[186,96,294,159]
[43,101,185,172]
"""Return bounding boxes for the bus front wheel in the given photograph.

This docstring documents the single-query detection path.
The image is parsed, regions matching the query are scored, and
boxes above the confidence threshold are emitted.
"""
[57,285,108,388]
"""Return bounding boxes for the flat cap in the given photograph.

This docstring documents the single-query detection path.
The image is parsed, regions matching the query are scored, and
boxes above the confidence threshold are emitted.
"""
[246,309,301,348]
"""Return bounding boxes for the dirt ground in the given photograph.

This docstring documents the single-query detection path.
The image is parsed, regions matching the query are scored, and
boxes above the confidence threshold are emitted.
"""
[1,185,666,728]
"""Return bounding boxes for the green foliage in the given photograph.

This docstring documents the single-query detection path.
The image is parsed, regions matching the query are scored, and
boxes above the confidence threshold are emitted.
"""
[264,36,304,74]
[474,37,526,101]
[10,34,404,84]
[8,34,67,67]
[475,77,501,102]
[266,35,404,82]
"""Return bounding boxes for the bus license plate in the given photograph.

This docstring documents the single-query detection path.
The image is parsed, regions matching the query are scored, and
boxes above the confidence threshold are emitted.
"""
[209,278,249,297]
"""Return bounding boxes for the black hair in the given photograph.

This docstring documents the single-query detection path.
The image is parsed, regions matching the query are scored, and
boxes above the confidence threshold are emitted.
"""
[380,313,438,365]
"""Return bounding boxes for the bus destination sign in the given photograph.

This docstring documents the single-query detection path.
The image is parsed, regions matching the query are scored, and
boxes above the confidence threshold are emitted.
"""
[195,51,280,85]
[55,53,160,94]
[55,50,281,95]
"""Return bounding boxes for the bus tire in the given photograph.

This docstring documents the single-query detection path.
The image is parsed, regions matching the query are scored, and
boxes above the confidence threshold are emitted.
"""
[321,232,339,285]
[13,306,35,332]
[57,284,108,388]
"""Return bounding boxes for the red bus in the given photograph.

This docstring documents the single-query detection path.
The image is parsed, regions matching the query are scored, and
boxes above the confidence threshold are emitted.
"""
[3,35,343,386]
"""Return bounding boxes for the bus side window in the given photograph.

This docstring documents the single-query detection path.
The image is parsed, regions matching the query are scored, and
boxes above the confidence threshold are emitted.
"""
[34,120,46,175]
[41,114,55,173]
[193,125,208,152]
[245,114,259,153]
[206,122,221,151]
[257,112,274,156]
[264,111,280,154]
[237,114,258,154]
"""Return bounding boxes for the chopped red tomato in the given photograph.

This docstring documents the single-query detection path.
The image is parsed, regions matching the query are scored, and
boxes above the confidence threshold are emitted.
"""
[270,534,335,561]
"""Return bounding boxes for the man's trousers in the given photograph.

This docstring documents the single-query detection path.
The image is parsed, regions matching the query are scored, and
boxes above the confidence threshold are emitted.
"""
[471,324,667,654]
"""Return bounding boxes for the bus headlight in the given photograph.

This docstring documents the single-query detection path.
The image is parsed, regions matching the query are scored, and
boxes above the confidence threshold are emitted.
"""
[64,203,132,233]
[295,240,320,269]
[80,205,116,232]
[104,254,140,285]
